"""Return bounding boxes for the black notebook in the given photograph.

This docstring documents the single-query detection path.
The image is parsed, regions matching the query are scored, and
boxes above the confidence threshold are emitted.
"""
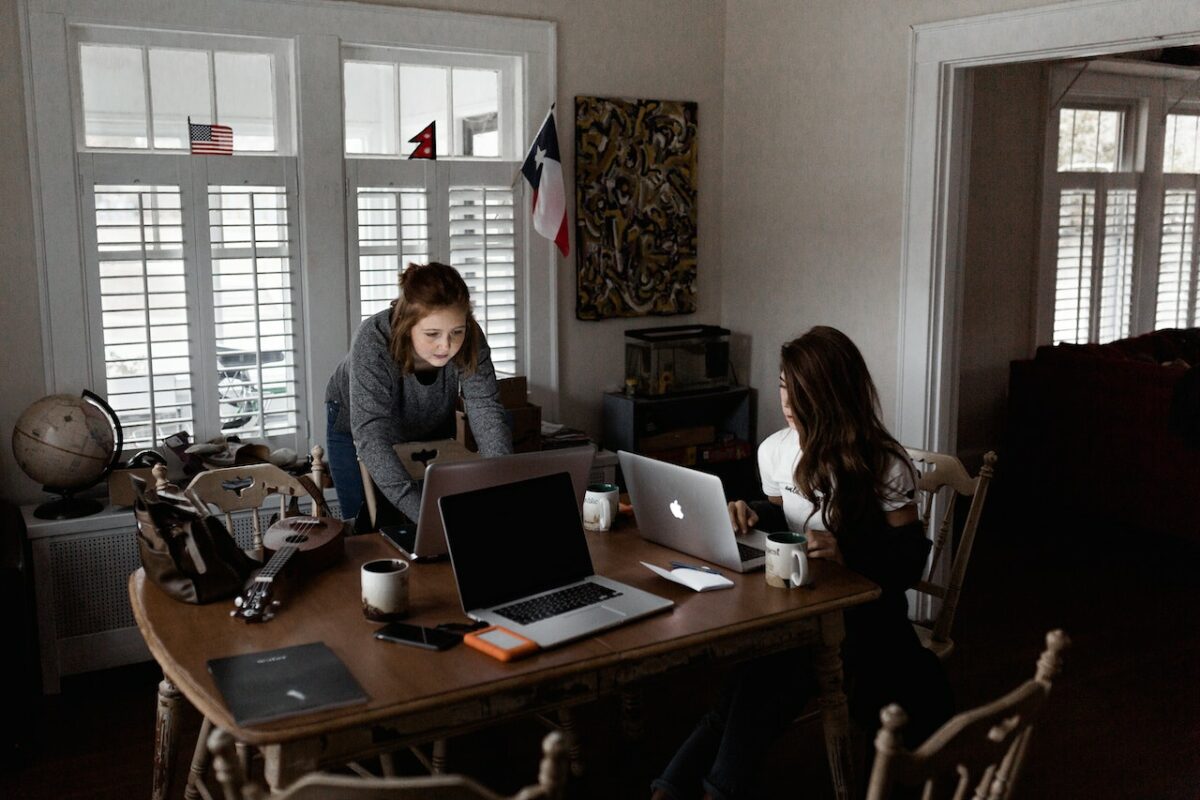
[207,642,368,726]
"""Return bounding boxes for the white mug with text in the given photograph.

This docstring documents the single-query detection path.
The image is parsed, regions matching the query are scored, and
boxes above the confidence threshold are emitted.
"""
[764,532,811,589]
[582,483,620,532]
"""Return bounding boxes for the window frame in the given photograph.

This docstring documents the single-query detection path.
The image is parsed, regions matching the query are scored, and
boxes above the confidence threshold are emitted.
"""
[67,25,296,156]
[341,43,521,159]
[21,0,559,454]
[1034,62,1200,345]
[76,152,306,452]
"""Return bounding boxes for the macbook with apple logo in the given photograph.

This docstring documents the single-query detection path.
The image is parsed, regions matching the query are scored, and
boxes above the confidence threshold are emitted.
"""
[618,450,768,573]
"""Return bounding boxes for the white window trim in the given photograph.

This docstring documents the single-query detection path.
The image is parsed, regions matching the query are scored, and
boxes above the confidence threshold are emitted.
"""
[20,0,559,450]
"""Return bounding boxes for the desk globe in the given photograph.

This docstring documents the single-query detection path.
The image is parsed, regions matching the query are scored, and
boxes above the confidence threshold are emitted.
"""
[11,390,123,519]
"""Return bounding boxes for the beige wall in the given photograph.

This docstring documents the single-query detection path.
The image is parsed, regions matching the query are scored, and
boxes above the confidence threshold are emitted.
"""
[0,0,46,506]
[719,0,1054,439]
[957,63,1046,465]
[0,0,726,505]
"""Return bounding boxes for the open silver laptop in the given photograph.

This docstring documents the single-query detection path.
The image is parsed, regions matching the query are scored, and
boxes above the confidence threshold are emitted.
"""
[439,471,673,648]
[619,450,769,573]
[383,446,595,561]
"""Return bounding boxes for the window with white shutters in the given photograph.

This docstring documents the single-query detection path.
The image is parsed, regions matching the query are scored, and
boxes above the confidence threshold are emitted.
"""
[92,184,192,448]
[27,1,556,450]
[1039,70,1200,346]
[449,187,518,377]
[1156,188,1197,329]
[209,185,299,438]
[1098,188,1136,343]
[1052,189,1095,345]
[355,188,430,320]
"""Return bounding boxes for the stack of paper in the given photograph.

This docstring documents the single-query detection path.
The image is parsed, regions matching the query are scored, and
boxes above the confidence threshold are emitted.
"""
[641,561,734,592]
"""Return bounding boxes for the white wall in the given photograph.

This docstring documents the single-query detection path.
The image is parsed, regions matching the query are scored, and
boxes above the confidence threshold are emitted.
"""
[0,0,727,505]
[957,62,1046,466]
[719,0,1054,439]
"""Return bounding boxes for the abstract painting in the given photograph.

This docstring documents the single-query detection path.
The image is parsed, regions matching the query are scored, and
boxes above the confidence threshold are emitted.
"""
[574,96,698,320]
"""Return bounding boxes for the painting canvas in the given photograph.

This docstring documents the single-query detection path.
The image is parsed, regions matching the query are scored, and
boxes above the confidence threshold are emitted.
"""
[575,96,698,320]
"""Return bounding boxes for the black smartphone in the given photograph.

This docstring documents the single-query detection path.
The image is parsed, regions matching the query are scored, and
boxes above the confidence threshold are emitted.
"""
[373,622,461,651]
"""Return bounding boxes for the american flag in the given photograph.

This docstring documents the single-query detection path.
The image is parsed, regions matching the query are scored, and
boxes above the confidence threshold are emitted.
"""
[189,119,233,155]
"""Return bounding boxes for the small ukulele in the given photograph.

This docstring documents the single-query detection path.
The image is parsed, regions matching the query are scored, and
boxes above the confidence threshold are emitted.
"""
[231,515,344,623]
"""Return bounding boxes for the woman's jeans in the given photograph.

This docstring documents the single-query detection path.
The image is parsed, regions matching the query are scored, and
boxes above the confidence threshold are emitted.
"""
[325,400,364,522]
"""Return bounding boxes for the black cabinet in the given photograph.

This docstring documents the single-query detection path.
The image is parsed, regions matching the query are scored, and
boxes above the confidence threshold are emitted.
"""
[603,386,757,498]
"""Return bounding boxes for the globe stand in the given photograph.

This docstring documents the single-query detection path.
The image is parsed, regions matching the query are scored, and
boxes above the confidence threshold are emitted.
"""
[34,488,104,520]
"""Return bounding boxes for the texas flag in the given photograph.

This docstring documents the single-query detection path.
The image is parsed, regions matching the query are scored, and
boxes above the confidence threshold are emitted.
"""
[520,106,569,257]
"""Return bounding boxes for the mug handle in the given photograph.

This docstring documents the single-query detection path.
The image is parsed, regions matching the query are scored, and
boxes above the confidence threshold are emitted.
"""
[596,498,611,531]
[790,549,809,588]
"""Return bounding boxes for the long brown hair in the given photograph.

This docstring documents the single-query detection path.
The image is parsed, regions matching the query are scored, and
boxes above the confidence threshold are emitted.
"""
[388,262,480,375]
[780,326,911,535]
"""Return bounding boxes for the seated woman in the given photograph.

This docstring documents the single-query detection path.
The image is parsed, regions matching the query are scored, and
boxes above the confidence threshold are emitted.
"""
[324,262,512,524]
[652,326,952,800]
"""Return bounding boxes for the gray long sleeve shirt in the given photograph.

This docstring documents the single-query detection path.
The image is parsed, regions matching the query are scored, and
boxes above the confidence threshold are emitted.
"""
[325,309,512,521]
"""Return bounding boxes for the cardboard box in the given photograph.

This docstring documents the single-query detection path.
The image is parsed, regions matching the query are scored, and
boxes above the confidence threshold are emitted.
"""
[457,404,542,453]
[496,376,528,408]
[107,467,156,507]
[457,375,541,453]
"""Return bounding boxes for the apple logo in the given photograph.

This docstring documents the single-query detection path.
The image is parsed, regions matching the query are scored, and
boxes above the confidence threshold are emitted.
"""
[669,499,684,519]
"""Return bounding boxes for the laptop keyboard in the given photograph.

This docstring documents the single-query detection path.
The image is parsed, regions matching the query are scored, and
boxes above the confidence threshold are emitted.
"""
[738,541,765,562]
[495,582,622,626]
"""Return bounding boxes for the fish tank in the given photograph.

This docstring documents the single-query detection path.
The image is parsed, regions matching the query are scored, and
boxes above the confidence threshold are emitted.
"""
[624,325,732,396]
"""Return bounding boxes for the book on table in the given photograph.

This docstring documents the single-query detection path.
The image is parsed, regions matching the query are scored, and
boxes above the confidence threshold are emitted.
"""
[207,641,367,726]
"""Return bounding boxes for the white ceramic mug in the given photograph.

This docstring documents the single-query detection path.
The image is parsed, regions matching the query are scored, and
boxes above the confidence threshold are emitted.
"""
[764,532,811,589]
[361,558,410,621]
[582,482,620,532]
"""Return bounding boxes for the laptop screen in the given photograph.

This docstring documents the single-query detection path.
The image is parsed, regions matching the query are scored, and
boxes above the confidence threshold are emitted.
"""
[439,471,595,611]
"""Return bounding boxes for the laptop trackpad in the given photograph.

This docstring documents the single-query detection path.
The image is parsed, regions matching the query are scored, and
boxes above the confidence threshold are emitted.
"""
[565,605,626,627]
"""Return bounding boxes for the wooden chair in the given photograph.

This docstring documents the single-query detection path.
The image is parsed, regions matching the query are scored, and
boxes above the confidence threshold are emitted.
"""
[207,727,569,800]
[905,448,997,659]
[865,629,1070,800]
[184,445,330,558]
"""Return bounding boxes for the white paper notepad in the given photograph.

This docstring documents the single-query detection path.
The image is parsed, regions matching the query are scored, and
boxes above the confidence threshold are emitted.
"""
[641,561,734,592]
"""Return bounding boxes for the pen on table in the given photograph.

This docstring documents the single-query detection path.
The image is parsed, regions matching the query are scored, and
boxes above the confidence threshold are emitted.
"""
[670,560,723,576]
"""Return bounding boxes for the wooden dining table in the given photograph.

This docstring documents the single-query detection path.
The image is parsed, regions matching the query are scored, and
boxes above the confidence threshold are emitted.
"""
[130,524,880,799]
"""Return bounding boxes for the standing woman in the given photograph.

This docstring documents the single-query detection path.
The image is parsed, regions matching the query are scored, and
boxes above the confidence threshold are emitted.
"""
[652,326,952,800]
[324,262,512,523]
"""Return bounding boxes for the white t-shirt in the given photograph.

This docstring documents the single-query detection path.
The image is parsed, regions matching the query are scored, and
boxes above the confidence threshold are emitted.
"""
[757,427,916,532]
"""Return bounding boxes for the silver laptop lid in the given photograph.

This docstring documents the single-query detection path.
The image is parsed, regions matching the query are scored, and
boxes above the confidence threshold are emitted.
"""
[409,445,596,559]
[619,450,765,572]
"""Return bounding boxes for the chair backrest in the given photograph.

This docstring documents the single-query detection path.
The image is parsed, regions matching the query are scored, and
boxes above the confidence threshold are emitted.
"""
[865,629,1069,800]
[207,727,568,800]
[184,445,330,554]
[905,448,997,649]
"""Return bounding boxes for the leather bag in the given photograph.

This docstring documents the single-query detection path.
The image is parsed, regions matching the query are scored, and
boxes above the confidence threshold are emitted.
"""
[131,476,259,604]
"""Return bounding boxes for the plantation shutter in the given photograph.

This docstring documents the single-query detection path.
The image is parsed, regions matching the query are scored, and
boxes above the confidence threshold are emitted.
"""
[207,183,300,438]
[1155,187,1199,329]
[448,186,518,377]
[88,182,193,448]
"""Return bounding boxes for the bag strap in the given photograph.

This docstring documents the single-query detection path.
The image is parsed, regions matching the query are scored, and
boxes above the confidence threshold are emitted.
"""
[294,473,333,519]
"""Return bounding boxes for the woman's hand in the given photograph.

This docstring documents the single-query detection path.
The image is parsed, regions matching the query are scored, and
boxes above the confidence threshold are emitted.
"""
[728,500,758,535]
[806,529,844,565]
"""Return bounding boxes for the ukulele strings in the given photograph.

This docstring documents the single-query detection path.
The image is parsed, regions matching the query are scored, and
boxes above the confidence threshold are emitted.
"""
[257,517,322,580]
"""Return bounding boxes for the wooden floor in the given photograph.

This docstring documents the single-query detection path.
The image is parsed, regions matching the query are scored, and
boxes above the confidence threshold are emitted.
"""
[3,490,1199,799]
